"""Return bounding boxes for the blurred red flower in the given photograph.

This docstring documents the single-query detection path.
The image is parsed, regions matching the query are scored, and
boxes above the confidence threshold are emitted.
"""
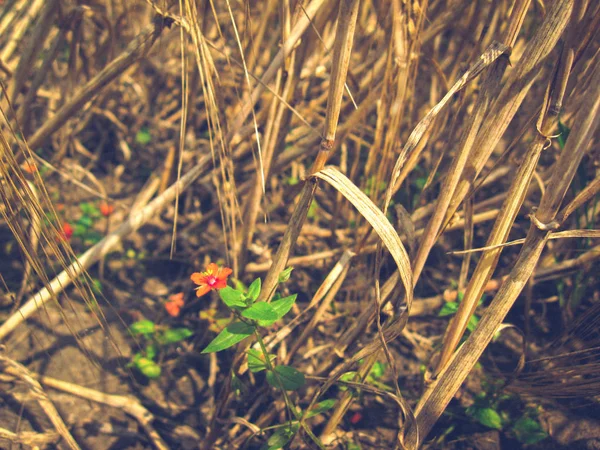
[350,412,362,424]
[21,159,38,174]
[100,202,114,217]
[190,263,232,297]
[61,223,74,241]
[165,292,185,317]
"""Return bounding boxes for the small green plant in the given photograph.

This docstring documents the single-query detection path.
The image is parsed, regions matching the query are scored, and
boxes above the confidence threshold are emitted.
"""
[438,292,485,336]
[339,359,391,394]
[128,319,193,379]
[465,387,548,445]
[193,262,326,449]
[135,127,152,145]
[72,202,104,246]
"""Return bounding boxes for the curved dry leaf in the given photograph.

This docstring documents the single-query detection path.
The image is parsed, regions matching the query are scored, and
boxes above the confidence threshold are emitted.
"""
[313,166,413,310]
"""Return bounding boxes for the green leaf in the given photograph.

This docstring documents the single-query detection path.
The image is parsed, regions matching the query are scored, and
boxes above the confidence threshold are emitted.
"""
[247,349,275,373]
[242,302,278,321]
[369,361,386,379]
[91,279,103,294]
[84,231,103,245]
[127,352,144,367]
[145,344,157,360]
[512,417,548,444]
[438,302,459,317]
[258,294,297,326]
[136,128,152,145]
[338,371,359,392]
[306,399,336,418]
[79,202,101,217]
[265,425,298,449]
[557,120,570,149]
[159,328,193,344]
[248,278,261,301]
[73,223,88,237]
[347,442,362,450]
[266,365,305,391]
[471,407,503,430]
[135,357,161,379]
[130,320,155,335]
[278,267,294,283]
[201,321,255,353]
[219,286,246,308]
[467,314,480,333]
[307,199,319,219]
[76,215,94,228]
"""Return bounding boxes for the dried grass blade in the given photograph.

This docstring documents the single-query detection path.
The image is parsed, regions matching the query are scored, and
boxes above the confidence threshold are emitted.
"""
[382,41,509,214]
[450,229,600,255]
[0,355,81,450]
[314,166,413,306]
[412,0,530,282]
[443,0,575,228]
[257,180,318,302]
[311,0,362,173]
[409,49,600,448]
[434,0,578,375]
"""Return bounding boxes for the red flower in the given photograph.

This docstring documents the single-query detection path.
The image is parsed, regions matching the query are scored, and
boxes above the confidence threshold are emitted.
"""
[165,292,185,317]
[190,263,232,297]
[100,202,114,217]
[350,412,362,425]
[61,223,74,241]
[21,159,38,174]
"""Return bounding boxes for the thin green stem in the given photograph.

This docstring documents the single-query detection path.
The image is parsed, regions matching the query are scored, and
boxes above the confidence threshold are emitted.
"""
[254,330,325,450]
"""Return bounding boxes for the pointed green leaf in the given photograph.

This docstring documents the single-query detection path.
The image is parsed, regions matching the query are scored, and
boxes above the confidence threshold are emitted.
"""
[135,357,161,379]
[306,399,336,418]
[265,425,298,449]
[467,314,480,333]
[278,267,294,283]
[258,294,297,326]
[242,302,278,321]
[438,301,459,317]
[266,365,305,391]
[471,407,503,430]
[219,286,246,308]
[247,348,275,373]
[159,328,193,344]
[201,321,255,353]
[248,278,261,301]
[513,417,547,444]
[130,320,155,335]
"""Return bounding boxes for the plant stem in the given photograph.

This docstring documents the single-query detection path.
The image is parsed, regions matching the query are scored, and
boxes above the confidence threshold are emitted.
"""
[254,330,325,450]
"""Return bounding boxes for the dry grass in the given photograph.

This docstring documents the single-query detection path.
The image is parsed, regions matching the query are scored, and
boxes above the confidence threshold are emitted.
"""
[0,0,599,449]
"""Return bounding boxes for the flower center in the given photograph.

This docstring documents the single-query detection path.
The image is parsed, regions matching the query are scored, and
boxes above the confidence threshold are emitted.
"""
[206,275,218,286]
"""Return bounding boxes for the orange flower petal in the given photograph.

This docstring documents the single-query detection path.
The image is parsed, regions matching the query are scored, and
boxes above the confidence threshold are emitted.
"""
[195,284,212,297]
[218,267,233,278]
[190,272,206,284]
[100,202,114,217]
[205,262,219,275]
[165,302,181,317]
[169,292,185,306]
[213,278,228,289]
